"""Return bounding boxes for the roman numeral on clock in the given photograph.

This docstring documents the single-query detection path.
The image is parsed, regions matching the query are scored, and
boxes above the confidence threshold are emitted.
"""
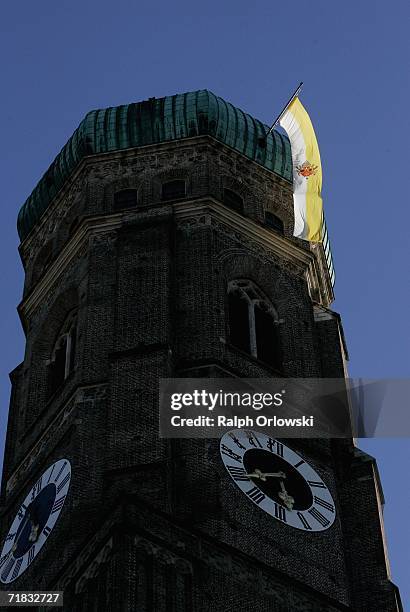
[314,496,334,513]
[275,442,284,457]
[226,466,249,482]
[267,437,275,452]
[246,487,265,505]
[294,460,305,469]
[297,512,312,530]
[228,433,246,450]
[245,431,262,448]
[51,495,66,514]
[1,556,15,582]
[221,445,242,463]
[56,473,70,494]
[47,464,56,483]
[27,545,36,566]
[31,476,43,499]
[11,558,23,581]
[0,552,11,570]
[308,480,327,489]
[5,532,16,542]
[43,526,52,538]
[308,506,330,528]
[266,438,283,457]
[55,461,68,483]
[274,503,287,522]
[17,504,27,520]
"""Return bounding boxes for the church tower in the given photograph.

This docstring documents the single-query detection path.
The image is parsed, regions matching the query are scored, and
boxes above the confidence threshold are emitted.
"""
[0,91,401,611]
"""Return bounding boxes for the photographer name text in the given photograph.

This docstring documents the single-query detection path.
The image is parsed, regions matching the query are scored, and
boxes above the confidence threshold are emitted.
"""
[170,415,314,428]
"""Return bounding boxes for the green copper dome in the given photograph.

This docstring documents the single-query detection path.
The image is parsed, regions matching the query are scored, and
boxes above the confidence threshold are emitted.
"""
[17,90,293,241]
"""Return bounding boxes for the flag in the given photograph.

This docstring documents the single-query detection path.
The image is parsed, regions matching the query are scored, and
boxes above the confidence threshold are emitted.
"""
[279,97,323,242]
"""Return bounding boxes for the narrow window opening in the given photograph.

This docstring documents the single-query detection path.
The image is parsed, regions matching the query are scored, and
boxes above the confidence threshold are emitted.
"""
[227,280,282,370]
[114,189,138,210]
[265,212,284,234]
[161,180,186,201]
[48,313,77,397]
[50,337,67,394]
[255,305,281,369]
[223,189,243,213]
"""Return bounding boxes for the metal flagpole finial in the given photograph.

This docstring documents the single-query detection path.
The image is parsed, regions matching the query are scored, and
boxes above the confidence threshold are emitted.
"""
[258,82,304,148]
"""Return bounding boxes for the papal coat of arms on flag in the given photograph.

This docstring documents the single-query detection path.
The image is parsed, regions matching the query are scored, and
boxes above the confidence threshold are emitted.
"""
[296,160,318,178]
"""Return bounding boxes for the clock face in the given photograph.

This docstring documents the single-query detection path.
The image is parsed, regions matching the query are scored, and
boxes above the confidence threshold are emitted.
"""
[0,459,71,584]
[220,430,336,532]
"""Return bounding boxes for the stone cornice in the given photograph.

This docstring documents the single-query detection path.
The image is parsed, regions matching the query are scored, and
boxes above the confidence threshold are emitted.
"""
[19,196,333,325]
[18,134,293,258]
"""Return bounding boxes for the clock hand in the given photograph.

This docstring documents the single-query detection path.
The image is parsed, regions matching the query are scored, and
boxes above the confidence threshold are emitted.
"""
[28,522,40,543]
[11,504,41,552]
[11,509,32,553]
[278,480,295,510]
[27,504,41,543]
[247,469,286,481]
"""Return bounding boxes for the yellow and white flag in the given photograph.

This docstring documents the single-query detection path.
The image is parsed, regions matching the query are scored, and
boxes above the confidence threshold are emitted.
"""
[279,98,323,242]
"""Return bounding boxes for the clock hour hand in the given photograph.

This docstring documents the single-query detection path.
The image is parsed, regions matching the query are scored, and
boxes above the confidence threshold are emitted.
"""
[278,480,295,510]
[27,504,41,543]
[12,505,41,552]
[247,469,286,481]
[11,509,32,552]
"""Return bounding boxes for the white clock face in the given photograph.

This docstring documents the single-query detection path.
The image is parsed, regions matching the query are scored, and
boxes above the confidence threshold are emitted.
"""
[220,430,336,532]
[0,459,71,584]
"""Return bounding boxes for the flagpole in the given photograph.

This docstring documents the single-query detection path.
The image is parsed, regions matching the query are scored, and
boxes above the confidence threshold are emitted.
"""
[260,82,304,143]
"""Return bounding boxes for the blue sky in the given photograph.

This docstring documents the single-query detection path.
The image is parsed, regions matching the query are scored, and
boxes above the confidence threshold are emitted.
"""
[1,0,409,605]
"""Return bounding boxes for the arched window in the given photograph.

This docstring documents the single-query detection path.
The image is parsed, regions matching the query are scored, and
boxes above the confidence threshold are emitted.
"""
[265,211,284,235]
[227,280,282,370]
[48,311,77,397]
[223,188,243,213]
[161,180,186,201]
[114,189,138,210]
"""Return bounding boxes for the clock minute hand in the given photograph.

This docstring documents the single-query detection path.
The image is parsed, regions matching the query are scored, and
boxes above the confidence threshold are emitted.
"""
[247,469,286,481]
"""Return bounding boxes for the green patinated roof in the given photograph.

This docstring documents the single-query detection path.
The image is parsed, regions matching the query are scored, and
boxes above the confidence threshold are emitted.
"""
[17,90,293,241]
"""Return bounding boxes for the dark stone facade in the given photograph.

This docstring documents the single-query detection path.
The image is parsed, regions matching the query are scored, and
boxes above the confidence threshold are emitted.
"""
[0,135,401,610]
